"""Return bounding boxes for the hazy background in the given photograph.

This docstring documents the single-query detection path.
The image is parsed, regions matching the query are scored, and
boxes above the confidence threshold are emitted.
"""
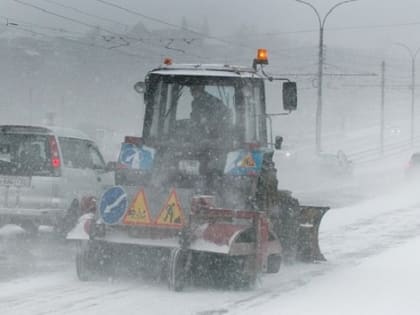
[0,0,419,159]
[3,0,420,50]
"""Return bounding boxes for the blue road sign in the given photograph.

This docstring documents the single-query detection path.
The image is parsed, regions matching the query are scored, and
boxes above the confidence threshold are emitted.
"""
[118,143,155,171]
[99,186,128,225]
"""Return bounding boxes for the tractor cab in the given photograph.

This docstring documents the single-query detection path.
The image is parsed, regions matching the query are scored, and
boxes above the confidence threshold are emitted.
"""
[119,51,298,206]
[142,65,268,153]
[140,55,297,154]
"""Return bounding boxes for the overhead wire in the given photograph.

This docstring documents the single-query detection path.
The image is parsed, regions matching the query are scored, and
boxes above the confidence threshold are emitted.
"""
[0,15,86,37]
[11,0,211,60]
[91,0,299,58]
[225,20,420,39]
[8,0,313,60]
[2,20,156,60]
[39,0,130,30]
[11,0,417,70]
[92,0,250,48]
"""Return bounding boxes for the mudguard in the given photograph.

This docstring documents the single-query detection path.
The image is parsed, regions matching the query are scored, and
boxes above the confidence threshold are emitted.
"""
[66,213,94,240]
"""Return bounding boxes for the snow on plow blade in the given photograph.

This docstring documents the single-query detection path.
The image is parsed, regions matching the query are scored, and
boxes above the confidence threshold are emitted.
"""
[296,206,329,262]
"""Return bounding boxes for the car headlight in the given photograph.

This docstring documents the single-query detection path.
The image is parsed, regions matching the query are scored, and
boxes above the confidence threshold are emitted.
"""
[178,160,200,175]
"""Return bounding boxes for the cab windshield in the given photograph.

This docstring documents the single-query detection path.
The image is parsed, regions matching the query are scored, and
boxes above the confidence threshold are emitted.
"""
[143,74,267,147]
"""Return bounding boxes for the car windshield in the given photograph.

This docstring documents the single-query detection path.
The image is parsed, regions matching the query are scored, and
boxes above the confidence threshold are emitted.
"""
[0,133,51,176]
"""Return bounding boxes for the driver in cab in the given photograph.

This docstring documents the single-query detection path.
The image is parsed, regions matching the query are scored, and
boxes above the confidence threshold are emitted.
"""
[189,85,231,139]
[189,85,232,188]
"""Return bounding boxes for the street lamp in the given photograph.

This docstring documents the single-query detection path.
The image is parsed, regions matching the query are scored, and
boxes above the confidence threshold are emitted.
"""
[394,43,420,145]
[295,0,358,153]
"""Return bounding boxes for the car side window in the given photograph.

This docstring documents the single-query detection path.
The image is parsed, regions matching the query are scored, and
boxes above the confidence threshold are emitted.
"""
[59,137,104,170]
[88,144,106,170]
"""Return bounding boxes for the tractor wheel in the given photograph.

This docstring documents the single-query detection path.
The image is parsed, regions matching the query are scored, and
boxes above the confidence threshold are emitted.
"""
[76,240,114,281]
[266,254,281,273]
[229,256,257,290]
[190,253,256,290]
[231,272,256,290]
[168,248,190,291]
[76,241,92,281]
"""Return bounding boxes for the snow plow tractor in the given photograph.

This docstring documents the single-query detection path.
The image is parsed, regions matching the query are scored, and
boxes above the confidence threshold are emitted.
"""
[68,49,329,291]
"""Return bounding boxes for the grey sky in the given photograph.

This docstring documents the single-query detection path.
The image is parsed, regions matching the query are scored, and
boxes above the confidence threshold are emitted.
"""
[2,0,420,58]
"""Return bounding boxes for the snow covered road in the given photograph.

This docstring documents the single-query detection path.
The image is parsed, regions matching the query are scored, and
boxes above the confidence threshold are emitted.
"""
[1,155,420,315]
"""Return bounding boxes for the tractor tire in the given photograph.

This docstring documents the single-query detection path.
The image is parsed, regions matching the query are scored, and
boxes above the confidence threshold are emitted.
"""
[76,241,92,281]
[266,254,281,273]
[229,256,257,290]
[231,272,256,290]
[168,248,190,291]
[189,253,256,290]
[76,240,114,281]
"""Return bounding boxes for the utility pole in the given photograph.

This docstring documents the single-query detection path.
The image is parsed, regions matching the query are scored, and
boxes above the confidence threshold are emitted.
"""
[295,0,358,153]
[380,61,385,155]
[395,43,420,145]
[412,54,416,145]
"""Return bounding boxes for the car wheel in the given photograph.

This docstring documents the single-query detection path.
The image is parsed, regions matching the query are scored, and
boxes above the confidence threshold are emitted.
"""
[20,220,39,236]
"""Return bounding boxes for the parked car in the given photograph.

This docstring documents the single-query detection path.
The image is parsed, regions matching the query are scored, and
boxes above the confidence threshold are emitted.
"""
[405,152,420,179]
[0,125,115,235]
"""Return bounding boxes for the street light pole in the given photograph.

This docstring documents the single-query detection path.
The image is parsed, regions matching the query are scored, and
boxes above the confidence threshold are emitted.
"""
[395,43,420,145]
[295,0,358,153]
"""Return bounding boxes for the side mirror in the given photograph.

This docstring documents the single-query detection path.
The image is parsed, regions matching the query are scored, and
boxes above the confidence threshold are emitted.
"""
[274,136,283,150]
[282,82,297,111]
[134,81,145,94]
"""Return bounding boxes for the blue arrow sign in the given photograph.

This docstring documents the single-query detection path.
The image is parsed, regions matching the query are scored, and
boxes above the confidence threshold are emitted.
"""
[99,186,128,225]
[118,143,155,171]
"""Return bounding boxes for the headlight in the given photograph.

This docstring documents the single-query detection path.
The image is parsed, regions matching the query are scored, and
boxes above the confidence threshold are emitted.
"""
[178,160,200,175]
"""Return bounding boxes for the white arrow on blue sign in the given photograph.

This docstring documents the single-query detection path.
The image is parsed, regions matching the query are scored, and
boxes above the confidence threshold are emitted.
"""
[99,186,128,225]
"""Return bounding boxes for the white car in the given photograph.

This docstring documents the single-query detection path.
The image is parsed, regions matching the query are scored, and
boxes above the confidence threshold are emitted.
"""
[0,125,115,235]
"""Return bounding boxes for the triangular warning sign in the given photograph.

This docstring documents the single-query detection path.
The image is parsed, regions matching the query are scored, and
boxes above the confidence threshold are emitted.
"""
[155,189,185,227]
[240,153,256,167]
[122,188,152,225]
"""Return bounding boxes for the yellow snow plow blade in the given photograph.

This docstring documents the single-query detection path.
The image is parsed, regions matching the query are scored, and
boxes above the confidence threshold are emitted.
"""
[296,206,329,262]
